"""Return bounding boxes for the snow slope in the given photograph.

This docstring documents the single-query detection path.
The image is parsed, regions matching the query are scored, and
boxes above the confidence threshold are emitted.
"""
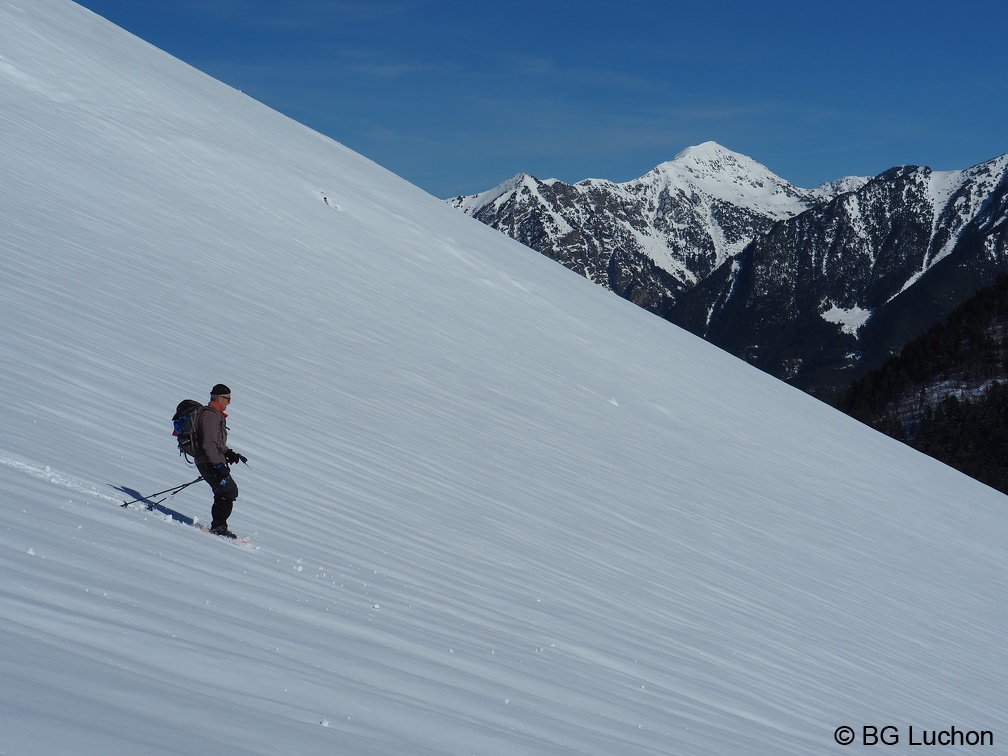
[1,2,1006,754]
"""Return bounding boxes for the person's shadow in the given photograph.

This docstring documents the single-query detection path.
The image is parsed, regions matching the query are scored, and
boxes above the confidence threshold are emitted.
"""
[113,485,197,526]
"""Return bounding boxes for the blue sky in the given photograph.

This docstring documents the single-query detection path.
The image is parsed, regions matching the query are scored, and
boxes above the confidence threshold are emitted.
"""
[75,0,1007,198]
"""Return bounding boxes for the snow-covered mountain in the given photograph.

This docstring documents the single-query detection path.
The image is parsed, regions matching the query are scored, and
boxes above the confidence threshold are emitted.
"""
[449,143,844,312]
[674,156,1008,399]
[3,2,1007,754]
[453,143,1008,402]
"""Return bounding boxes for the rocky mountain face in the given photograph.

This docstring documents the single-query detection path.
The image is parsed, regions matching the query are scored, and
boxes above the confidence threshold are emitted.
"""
[451,144,1008,403]
[673,156,1008,400]
[449,143,840,313]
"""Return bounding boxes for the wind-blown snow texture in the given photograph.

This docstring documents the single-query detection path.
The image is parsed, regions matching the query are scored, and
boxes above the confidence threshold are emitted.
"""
[1,2,1006,754]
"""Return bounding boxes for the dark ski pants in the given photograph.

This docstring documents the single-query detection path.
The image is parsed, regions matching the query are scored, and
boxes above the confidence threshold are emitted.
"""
[195,457,239,530]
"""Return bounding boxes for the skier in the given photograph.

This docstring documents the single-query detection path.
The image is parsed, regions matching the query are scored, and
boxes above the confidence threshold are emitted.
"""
[194,383,243,538]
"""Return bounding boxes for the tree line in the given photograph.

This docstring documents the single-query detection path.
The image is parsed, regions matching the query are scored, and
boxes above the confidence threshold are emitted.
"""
[840,273,1008,496]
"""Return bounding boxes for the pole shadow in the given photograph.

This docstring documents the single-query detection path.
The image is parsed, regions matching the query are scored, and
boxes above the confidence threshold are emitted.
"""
[112,485,197,526]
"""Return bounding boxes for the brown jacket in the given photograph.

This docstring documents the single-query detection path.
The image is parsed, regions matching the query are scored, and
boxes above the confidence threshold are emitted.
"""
[198,403,230,467]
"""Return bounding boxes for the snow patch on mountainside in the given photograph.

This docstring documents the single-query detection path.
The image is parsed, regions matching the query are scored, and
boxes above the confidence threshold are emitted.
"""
[928,155,1008,266]
[822,302,874,336]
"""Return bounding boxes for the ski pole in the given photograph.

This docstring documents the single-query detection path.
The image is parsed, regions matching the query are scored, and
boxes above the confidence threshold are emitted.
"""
[122,477,203,507]
[143,487,189,510]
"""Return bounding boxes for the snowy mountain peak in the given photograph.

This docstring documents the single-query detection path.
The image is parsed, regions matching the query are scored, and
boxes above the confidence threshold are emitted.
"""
[644,141,813,213]
[669,140,766,177]
[811,174,872,198]
[449,171,555,213]
[449,143,827,309]
[674,139,730,160]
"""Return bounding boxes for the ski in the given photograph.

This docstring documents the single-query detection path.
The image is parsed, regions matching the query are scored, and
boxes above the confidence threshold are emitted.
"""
[121,499,251,546]
[196,524,251,546]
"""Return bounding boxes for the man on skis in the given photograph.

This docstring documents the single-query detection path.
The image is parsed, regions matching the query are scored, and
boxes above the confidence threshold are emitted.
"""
[194,383,244,538]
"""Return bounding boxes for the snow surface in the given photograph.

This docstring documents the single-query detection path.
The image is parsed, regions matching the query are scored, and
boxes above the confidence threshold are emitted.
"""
[1,1,1007,754]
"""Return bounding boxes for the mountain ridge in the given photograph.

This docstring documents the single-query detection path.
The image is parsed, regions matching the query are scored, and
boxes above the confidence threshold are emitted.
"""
[453,145,1008,400]
[674,154,1008,398]
[449,142,848,313]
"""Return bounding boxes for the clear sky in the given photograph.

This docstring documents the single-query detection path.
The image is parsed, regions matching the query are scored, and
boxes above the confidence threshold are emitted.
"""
[73,0,1007,198]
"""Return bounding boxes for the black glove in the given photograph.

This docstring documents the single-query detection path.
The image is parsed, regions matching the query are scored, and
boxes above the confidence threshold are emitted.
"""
[225,450,248,465]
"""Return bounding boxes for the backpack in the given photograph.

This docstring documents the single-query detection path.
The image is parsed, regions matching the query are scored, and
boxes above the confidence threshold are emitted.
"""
[172,400,206,461]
